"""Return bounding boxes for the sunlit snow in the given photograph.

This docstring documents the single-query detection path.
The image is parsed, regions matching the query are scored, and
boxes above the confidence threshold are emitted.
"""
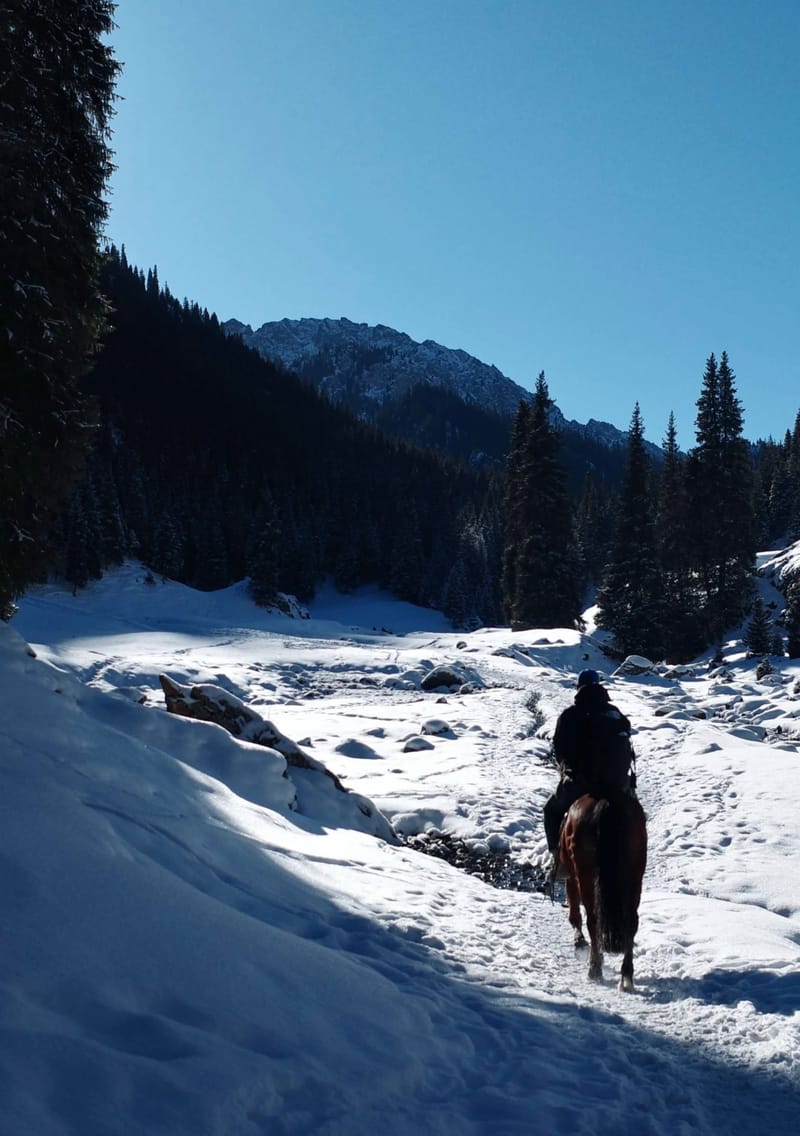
[4,559,800,1134]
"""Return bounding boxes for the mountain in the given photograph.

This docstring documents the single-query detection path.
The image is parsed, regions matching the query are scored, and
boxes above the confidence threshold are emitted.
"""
[222,317,650,466]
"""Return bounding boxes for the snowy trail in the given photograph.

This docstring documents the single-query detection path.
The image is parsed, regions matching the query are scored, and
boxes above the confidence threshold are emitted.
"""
[217,625,800,1108]
[272,636,800,1118]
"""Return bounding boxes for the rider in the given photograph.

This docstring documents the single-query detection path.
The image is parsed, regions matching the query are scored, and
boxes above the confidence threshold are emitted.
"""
[543,668,635,873]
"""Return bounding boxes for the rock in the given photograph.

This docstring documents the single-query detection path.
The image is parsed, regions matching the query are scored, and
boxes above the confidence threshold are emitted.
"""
[421,665,466,691]
[729,724,767,742]
[614,655,656,677]
[421,718,451,736]
[758,672,785,686]
[158,673,396,840]
[272,593,309,619]
[403,735,435,752]
[334,738,380,759]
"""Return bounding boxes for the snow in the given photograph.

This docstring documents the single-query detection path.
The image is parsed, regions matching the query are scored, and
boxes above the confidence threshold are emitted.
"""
[5,560,800,1134]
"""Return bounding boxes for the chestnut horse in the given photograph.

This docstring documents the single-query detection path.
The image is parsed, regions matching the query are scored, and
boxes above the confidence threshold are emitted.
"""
[558,789,647,991]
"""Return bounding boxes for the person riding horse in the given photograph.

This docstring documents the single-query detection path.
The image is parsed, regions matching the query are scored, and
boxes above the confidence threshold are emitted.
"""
[543,669,636,877]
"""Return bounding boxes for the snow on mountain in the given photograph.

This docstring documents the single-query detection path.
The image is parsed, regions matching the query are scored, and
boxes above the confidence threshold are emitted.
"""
[4,559,800,1133]
[224,316,639,450]
[223,316,525,417]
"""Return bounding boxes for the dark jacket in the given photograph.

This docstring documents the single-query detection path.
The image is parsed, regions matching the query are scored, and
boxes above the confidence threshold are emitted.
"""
[552,683,631,781]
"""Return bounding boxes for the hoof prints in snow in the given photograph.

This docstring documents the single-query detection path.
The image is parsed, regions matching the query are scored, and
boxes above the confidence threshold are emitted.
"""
[403,831,551,894]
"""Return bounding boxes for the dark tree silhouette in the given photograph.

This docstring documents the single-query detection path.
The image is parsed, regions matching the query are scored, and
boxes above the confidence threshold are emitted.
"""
[0,1,119,617]
[502,375,583,630]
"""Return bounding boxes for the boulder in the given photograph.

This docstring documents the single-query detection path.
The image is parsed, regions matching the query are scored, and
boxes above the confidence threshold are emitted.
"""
[159,674,395,840]
[613,655,656,677]
[403,735,435,752]
[420,718,451,736]
[421,664,466,691]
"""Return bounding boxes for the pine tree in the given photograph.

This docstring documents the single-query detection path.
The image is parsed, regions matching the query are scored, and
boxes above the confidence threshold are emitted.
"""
[686,352,755,644]
[783,579,800,659]
[247,509,281,607]
[501,400,531,618]
[0,2,119,617]
[655,413,703,659]
[788,411,800,541]
[596,404,665,658]
[442,507,494,630]
[575,470,617,592]
[744,594,772,657]
[63,482,103,593]
[502,376,583,630]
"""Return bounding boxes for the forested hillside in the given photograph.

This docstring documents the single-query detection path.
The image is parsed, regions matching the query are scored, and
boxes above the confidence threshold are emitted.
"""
[56,249,505,625]
[50,249,800,652]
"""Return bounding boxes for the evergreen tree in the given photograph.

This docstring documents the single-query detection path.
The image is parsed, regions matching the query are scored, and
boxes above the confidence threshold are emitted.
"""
[596,404,665,658]
[442,507,494,630]
[501,400,531,618]
[575,470,617,593]
[388,499,426,605]
[686,352,755,643]
[744,594,772,657]
[784,580,800,659]
[788,411,800,541]
[62,481,103,593]
[246,504,281,607]
[502,376,583,630]
[752,437,789,546]
[149,508,186,582]
[0,1,119,616]
[655,413,703,659]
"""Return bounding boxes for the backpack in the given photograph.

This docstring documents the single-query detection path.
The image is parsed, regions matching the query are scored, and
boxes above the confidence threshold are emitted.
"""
[583,708,635,788]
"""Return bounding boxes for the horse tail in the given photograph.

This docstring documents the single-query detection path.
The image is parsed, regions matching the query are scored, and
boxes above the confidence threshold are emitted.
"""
[593,795,637,954]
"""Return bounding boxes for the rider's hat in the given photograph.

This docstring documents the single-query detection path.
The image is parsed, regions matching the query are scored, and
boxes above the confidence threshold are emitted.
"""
[576,668,600,688]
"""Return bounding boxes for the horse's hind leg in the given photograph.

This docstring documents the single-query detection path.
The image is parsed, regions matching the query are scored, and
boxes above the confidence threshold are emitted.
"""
[578,868,602,980]
[565,877,586,948]
[619,945,634,992]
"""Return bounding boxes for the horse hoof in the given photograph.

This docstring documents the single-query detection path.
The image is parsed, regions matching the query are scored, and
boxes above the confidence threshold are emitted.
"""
[619,976,634,993]
[574,932,587,949]
[588,965,603,982]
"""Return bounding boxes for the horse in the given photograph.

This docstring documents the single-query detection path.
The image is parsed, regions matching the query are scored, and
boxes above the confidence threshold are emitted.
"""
[558,788,647,991]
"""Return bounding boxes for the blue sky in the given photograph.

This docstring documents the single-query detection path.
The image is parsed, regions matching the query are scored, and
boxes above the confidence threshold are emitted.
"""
[108,0,800,445]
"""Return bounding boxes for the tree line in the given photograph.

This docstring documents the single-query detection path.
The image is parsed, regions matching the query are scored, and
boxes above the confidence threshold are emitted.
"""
[502,359,800,660]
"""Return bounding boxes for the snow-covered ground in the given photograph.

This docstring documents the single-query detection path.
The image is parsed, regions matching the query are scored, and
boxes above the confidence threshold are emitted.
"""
[4,560,800,1134]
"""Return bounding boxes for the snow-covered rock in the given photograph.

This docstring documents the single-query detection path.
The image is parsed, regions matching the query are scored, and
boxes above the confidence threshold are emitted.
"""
[420,718,451,736]
[613,654,657,677]
[421,664,467,691]
[402,735,435,752]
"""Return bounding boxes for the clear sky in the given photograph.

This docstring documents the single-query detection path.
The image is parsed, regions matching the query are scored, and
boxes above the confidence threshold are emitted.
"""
[107,0,800,445]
